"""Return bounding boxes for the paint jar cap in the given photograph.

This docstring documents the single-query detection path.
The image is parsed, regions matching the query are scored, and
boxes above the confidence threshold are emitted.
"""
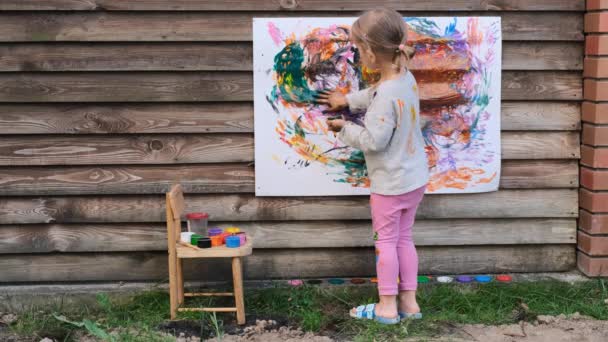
[496,275,512,282]
[186,212,208,220]
[417,276,430,283]
[225,227,241,234]
[475,275,492,283]
[437,276,453,283]
[456,275,473,283]
[208,227,223,236]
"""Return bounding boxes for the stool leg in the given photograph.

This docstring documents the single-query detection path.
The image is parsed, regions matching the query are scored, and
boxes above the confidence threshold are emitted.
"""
[232,257,246,325]
[168,255,178,320]
[177,258,184,305]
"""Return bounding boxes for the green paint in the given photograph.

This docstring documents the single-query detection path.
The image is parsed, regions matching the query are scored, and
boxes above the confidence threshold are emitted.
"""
[270,42,317,105]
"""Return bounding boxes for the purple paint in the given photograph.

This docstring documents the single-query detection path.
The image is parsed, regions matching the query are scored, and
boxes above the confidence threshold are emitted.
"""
[456,275,473,283]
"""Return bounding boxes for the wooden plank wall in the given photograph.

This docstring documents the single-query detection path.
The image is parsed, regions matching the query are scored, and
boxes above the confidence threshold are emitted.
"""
[0,1,583,282]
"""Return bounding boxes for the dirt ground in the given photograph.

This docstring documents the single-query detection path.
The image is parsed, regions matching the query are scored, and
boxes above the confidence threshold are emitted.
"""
[204,314,608,342]
[2,314,607,341]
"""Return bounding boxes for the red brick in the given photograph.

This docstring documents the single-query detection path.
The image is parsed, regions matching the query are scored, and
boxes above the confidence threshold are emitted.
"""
[582,145,608,168]
[578,251,608,276]
[582,124,608,146]
[578,231,608,255]
[586,35,608,55]
[584,57,608,78]
[580,188,608,212]
[585,79,608,101]
[582,102,608,124]
[586,13,608,33]
[588,0,608,10]
[581,167,608,190]
[580,210,608,234]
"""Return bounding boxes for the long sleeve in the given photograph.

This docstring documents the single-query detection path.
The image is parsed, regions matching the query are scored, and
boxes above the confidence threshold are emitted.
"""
[338,97,397,153]
[346,88,372,112]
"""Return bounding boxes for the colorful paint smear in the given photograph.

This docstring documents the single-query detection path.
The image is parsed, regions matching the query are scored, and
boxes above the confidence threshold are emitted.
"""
[254,17,501,195]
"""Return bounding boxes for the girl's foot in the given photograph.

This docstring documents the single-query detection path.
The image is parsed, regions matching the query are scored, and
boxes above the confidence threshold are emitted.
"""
[349,304,400,325]
[398,291,421,319]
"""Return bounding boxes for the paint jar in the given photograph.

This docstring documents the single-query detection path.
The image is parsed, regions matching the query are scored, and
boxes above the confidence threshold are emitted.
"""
[208,227,222,237]
[190,234,203,246]
[219,232,230,244]
[186,212,208,236]
[180,232,194,244]
[235,232,247,245]
[197,237,212,249]
[226,235,240,248]
[225,227,240,234]
[210,235,223,247]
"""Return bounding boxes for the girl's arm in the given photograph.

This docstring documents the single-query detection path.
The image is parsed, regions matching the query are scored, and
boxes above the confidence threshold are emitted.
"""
[338,97,396,152]
[345,88,372,112]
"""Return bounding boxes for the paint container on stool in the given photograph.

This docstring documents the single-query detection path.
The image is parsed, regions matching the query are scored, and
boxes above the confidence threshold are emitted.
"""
[225,227,240,234]
[235,232,247,245]
[226,235,241,248]
[180,232,194,243]
[186,212,208,236]
[208,227,222,237]
[197,237,212,249]
[210,235,223,247]
[190,234,203,246]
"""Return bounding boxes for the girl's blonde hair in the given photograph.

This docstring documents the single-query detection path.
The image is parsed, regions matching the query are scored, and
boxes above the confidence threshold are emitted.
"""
[350,8,415,72]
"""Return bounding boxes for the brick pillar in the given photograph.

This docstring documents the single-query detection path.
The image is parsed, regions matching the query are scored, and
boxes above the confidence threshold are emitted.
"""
[579,1,608,276]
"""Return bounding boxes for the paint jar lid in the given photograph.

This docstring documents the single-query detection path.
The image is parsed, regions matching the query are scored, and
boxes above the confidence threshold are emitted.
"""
[437,276,453,283]
[456,275,473,283]
[328,278,345,285]
[208,227,223,236]
[475,275,492,283]
[496,275,512,282]
[350,278,366,284]
[225,227,241,234]
[186,212,208,220]
[417,276,430,283]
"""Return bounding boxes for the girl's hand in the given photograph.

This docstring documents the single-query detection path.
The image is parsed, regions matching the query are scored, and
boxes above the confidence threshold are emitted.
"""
[314,90,348,111]
[327,118,346,132]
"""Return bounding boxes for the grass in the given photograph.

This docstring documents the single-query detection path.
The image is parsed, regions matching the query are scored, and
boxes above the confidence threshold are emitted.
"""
[7,279,608,341]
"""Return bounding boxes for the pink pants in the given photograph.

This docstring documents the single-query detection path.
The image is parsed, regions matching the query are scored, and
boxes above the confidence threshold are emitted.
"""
[371,185,426,296]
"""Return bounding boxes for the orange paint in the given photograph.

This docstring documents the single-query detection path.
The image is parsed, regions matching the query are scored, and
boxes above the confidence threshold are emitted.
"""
[427,167,487,192]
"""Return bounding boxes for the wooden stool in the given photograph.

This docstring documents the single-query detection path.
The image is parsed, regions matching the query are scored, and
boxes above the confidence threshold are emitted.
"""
[166,184,252,324]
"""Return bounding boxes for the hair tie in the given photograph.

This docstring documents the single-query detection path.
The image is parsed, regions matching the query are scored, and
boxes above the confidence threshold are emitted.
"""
[398,44,405,51]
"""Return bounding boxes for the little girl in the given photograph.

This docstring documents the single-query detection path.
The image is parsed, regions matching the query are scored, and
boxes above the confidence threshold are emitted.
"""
[316,8,429,324]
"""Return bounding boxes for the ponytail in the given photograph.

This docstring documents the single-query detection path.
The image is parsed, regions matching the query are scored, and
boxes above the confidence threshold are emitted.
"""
[393,42,415,72]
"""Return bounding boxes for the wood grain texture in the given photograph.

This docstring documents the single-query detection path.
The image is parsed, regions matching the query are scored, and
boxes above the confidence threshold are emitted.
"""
[0,103,253,134]
[0,245,576,282]
[0,72,252,102]
[0,101,579,134]
[0,71,581,102]
[0,42,582,72]
[0,0,585,11]
[0,134,253,165]
[0,219,576,254]
[0,189,578,225]
[0,132,579,166]
[501,132,580,159]
[0,12,584,42]
[0,160,578,196]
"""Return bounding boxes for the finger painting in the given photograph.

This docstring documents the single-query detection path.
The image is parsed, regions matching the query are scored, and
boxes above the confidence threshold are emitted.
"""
[253,17,501,196]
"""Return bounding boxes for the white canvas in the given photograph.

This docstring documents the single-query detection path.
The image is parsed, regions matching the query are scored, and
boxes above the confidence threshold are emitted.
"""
[254,17,502,196]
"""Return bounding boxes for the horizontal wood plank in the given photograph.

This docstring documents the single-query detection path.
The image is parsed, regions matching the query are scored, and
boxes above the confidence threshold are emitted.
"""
[0,101,580,134]
[0,42,582,72]
[0,132,579,166]
[0,71,582,102]
[0,189,578,224]
[0,134,254,165]
[0,219,576,254]
[0,13,584,42]
[0,245,576,282]
[0,160,578,196]
[0,1,584,11]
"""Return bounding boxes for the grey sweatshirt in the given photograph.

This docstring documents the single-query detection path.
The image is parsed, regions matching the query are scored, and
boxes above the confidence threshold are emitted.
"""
[338,71,429,195]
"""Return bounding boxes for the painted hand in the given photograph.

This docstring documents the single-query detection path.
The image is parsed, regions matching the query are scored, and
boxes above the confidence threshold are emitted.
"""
[327,118,346,132]
[314,90,348,111]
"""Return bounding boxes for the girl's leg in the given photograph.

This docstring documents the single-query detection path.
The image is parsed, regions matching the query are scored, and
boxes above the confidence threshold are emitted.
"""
[371,193,402,318]
[396,186,426,314]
